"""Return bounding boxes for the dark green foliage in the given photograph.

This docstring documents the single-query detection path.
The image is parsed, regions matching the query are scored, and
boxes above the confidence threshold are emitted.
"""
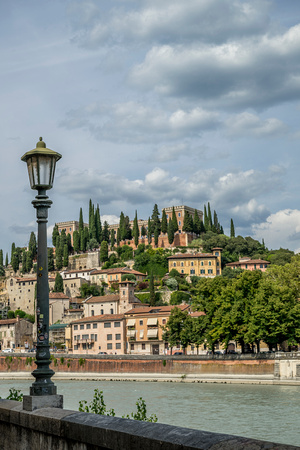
[52,224,59,247]
[147,217,152,244]
[267,248,294,266]
[154,227,159,247]
[7,311,15,319]
[79,208,84,234]
[151,204,161,234]
[161,209,168,234]
[230,218,235,238]
[110,229,115,250]
[26,250,33,273]
[14,309,26,318]
[116,228,121,246]
[5,253,8,267]
[89,199,96,240]
[28,232,37,259]
[55,239,63,271]
[73,231,80,253]
[95,204,102,244]
[80,283,104,298]
[116,245,133,261]
[133,211,139,247]
[63,244,69,267]
[167,220,174,244]
[121,274,136,282]
[141,225,147,237]
[204,205,209,230]
[134,249,169,278]
[168,268,181,278]
[149,272,155,306]
[207,202,212,230]
[102,221,110,242]
[100,241,109,263]
[193,210,201,235]
[171,207,178,232]
[11,252,19,273]
[170,291,190,305]
[182,211,193,232]
[54,272,64,292]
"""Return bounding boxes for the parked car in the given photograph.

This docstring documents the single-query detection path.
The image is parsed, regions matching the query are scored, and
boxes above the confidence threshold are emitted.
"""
[2,348,14,353]
[98,352,107,355]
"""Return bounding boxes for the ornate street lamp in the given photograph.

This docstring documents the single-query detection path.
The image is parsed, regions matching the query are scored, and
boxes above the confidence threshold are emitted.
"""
[22,137,63,410]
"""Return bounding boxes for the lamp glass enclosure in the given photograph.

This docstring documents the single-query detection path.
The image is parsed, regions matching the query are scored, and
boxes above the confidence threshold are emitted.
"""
[26,155,56,190]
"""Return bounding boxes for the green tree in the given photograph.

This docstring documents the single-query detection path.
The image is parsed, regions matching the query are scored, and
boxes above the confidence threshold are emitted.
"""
[147,218,152,245]
[161,210,168,234]
[110,229,115,250]
[52,224,59,247]
[100,241,109,263]
[80,283,104,298]
[55,237,63,271]
[11,252,19,273]
[79,208,84,234]
[102,221,110,243]
[116,228,121,246]
[162,307,189,354]
[230,218,235,238]
[149,271,156,306]
[154,227,159,247]
[171,207,178,232]
[0,249,5,276]
[63,244,69,267]
[167,220,174,245]
[89,199,96,240]
[26,250,33,273]
[193,210,201,235]
[5,253,8,267]
[151,204,161,234]
[182,211,193,232]
[28,232,37,259]
[141,225,147,238]
[133,211,139,247]
[170,291,190,305]
[73,231,80,253]
[11,243,16,264]
[53,272,64,292]
[203,205,209,231]
[48,248,55,271]
[95,204,102,244]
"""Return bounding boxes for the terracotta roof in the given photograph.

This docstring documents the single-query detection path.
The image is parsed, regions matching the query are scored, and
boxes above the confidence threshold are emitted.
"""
[71,314,125,324]
[49,292,70,299]
[67,309,82,313]
[15,277,36,283]
[226,259,270,266]
[125,304,190,316]
[92,268,146,276]
[0,318,18,325]
[85,294,119,304]
[70,298,84,304]
[62,269,96,274]
[190,311,206,317]
[167,253,216,259]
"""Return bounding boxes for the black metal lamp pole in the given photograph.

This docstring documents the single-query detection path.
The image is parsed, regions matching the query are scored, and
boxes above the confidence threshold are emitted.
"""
[21,138,62,405]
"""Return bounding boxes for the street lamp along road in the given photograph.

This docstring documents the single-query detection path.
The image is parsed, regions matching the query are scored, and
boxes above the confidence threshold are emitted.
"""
[22,137,63,411]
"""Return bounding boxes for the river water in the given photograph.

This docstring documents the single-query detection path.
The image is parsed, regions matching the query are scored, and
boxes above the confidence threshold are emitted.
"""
[0,379,299,447]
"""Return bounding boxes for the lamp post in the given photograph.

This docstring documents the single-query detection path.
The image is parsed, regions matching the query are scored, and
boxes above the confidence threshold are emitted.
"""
[22,137,63,410]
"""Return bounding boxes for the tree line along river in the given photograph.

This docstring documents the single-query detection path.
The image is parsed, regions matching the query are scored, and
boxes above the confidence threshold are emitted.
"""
[0,379,299,447]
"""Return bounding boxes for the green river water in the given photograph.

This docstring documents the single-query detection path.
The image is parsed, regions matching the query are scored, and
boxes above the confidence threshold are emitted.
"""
[0,379,299,447]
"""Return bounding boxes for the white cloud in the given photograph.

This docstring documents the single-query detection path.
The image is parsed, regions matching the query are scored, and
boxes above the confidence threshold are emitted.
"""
[129,25,300,109]
[225,112,288,138]
[252,209,300,251]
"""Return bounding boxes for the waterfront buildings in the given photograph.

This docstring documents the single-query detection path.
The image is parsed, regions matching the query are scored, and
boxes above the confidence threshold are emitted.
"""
[0,316,33,350]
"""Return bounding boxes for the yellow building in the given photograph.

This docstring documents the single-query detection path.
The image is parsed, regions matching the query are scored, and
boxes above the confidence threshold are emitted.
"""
[124,304,190,355]
[167,248,222,277]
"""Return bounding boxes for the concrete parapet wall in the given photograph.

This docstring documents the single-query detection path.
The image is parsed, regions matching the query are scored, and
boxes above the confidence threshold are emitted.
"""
[0,400,297,450]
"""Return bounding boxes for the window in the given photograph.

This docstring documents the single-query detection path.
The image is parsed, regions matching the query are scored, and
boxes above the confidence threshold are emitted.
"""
[74,325,78,330]
[260,264,263,268]
[215,251,219,256]
[181,270,184,274]
[104,322,111,328]
[178,221,181,225]
[139,320,143,326]
[142,343,146,350]
[86,324,91,329]
[115,334,121,340]
[191,262,194,266]
[190,269,195,275]
[245,264,248,269]
[107,334,112,340]
[254,264,257,269]
[166,214,168,219]
[82,334,89,339]
[82,343,87,350]
[208,269,213,274]
[130,343,134,350]
[181,262,184,267]
[116,343,121,349]
[91,310,94,316]
[110,308,113,314]
[173,262,176,267]
[93,323,97,329]
[162,319,166,325]
[178,212,181,217]
[201,261,204,266]
[209,261,211,266]
[200,269,205,274]
[74,345,78,350]
[123,290,125,295]
[107,343,112,350]
[114,322,121,328]
[80,324,84,330]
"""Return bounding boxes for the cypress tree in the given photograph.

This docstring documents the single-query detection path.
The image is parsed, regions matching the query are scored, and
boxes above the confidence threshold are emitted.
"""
[168,220,175,245]
[67,233,72,252]
[110,229,115,250]
[28,232,37,259]
[0,251,5,276]
[89,199,96,240]
[161,209,168,234]
[151,204,161,233]
[0,249,3,267]
[84,227,89,249]
[230,218,235,238]
[116,228,121,246]
[11,243,15,264]
[102,221,110,242]
[73,231,80,253]
[26,250,33,273]
[141,225,147,237]
[53,272,64,293]
[207,202,212,229]
[100,241,108,262]
[133,211,139,247]
[79,208,84,234]
[95,204,102,243]
[5,253,8,267]
[60,229,67,251]
[11,252,19,273]
[119,212,125,240]
[52,224,59,247]
[48,248,55,271]
[154,227,159,247]
[193,210,201,235]
[204,205,209,230]
[80,230,85,252]
[171,207,178,232]
[55,244,63,271]
[63,244,69,267]
[200,220,206,234]
[147,218,152,245]
[21,251,27,274]
[149,271,156,306]
[183,211,193,232]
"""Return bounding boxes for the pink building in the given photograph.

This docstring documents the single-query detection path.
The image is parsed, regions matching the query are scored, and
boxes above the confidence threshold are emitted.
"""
[226,257,270,272]
[71,314,126,355]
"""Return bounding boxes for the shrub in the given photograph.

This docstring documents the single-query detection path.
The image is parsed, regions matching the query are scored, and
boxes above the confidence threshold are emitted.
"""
[170,291,191,305]
[165,277,178,290]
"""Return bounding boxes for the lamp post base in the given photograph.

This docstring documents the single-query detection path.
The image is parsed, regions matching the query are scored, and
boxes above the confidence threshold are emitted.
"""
[23,394,63,411]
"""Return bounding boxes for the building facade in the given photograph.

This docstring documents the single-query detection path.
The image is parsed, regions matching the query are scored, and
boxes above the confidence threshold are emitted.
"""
[0,317,33,350]
[167,248,222,277]
[226,257,270,272]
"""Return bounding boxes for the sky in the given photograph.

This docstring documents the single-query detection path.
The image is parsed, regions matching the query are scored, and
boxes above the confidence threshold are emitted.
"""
[1,0,300,257]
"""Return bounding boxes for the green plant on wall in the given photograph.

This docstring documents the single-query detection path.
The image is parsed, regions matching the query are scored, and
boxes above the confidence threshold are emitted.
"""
[25,356,33,366]
[60,357,65,365]
[79,358,86,367]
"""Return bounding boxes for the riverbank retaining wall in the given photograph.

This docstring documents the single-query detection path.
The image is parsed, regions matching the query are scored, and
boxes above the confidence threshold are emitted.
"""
[0,399,297,450]
[0,354,275,377]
